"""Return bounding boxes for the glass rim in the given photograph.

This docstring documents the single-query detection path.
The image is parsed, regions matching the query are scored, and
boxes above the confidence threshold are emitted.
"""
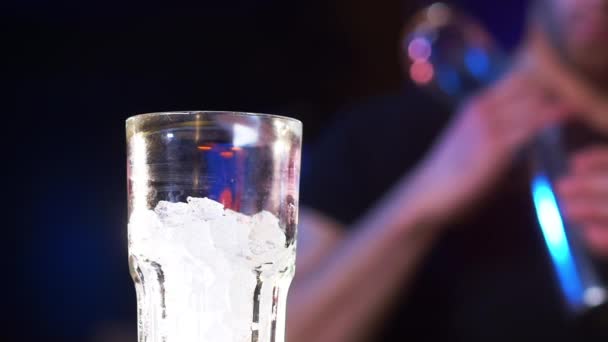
[126,110,302,125]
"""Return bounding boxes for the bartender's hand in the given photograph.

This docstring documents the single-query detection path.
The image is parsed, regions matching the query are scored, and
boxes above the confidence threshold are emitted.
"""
[404,70,572,228]
[557,147,608,258]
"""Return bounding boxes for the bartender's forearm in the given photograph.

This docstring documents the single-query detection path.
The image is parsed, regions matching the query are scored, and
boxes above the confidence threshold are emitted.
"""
[287,179,443,342]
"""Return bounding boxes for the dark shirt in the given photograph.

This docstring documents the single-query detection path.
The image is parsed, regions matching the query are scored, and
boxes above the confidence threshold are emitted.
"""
[301,84,608,341]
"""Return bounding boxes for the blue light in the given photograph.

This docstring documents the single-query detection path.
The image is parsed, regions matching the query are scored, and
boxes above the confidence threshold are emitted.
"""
[531,174,584,307]
[464,47,490,79]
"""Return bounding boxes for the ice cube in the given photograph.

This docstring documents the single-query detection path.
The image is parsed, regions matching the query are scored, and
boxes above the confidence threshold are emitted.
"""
[248,210,286,257]
[187,197,225,221]
[128,197,293,341]
[155,201,192,227]
[177,219,214,259]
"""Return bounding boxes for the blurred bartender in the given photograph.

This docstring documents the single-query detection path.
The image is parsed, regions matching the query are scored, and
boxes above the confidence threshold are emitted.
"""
[288,0,608,341]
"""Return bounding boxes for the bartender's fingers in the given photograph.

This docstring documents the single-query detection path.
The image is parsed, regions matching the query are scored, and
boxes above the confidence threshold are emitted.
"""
[561,197,608,223]
[489,90,552,129]
[571,146,608,173]
[501,102,570,147]
[481,71,569,139]
[580,225,608,258]
[484,70,545,106]
[557,175,608,199]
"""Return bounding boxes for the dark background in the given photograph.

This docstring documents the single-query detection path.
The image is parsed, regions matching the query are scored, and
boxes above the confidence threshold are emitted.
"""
[6,0,527,340]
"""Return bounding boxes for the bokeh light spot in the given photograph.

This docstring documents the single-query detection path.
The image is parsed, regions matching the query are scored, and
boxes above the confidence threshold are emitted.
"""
[410,61,434,85]
[465,47,490,79]
[408,37,432,62]
[427,2,451,27]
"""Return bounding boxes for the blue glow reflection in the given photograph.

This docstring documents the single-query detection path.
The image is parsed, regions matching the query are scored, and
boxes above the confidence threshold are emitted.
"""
[464,47,490,79]
[531,174,584,307]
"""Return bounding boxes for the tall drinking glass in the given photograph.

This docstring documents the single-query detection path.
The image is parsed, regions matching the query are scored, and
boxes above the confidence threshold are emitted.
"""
[126,111,302,341]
